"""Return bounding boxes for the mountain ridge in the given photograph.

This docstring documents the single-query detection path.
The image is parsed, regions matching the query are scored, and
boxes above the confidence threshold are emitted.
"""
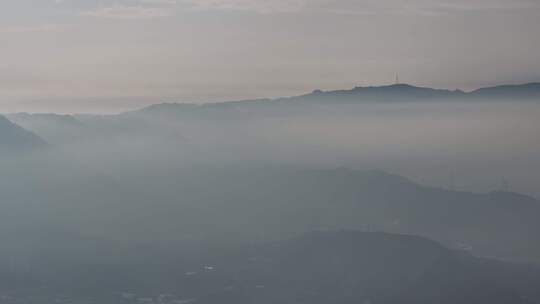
[0,115,47,154]
[2,82,538,118]
[128,82,540,116]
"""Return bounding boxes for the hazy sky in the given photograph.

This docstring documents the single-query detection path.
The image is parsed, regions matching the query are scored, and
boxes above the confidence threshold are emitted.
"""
[1,0,539,113]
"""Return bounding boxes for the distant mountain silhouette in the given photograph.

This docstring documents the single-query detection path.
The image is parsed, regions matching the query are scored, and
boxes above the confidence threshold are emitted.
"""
[295,82,540,102]
[7,82,539,142]
[301,82,540,102]
[0,115,46,154]
[470,83,540,99]
[296,83,466,102]
[129,82,540,116]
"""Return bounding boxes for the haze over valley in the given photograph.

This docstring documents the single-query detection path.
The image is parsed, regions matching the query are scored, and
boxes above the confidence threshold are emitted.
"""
[0,82,539,303]
[1,0,540,302]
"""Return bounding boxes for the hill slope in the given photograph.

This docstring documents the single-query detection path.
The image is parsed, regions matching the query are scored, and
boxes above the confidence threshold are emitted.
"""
[0,115,46,154]
[6,231,539,304]
[197,231,540,304]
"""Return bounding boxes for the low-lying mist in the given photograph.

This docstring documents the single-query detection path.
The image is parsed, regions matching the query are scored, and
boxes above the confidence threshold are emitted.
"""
[13,100,539,196]
[2,95,540,303]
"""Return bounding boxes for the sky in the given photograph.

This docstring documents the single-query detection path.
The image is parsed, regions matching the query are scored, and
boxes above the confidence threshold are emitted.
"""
[0,0,539,113]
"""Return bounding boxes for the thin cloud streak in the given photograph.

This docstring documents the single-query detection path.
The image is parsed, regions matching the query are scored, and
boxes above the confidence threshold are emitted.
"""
[0,24,63,33]
[68,0,540,18]
[178,0,540,14]
[80,5,174,19]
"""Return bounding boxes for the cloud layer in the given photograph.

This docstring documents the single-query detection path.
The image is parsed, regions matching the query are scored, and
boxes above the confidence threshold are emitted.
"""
[71,0,540,17]
[80,5,174,19]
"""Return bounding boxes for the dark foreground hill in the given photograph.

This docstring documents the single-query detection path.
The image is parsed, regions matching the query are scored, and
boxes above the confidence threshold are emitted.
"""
[192,231,540,304]
[2,231,539,304]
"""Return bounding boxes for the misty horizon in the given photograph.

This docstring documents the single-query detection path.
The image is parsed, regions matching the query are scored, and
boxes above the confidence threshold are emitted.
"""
[3,81,540,114]
[2,0,540,113]
[1,1,539,303]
